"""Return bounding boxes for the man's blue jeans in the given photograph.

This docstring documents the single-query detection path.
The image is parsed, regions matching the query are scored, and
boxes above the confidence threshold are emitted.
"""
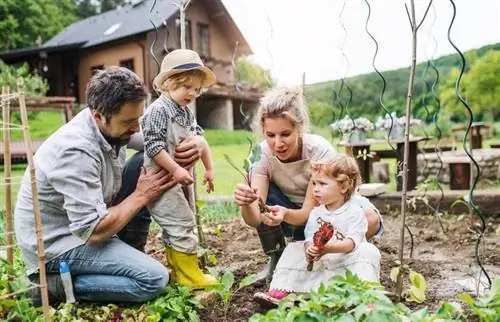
[42,152,168,303]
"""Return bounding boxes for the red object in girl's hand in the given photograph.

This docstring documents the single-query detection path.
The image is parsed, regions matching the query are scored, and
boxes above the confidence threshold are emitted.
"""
[307,218,334,271]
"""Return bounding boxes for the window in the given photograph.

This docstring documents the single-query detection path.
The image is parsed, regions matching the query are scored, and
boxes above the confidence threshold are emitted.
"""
[120,59,135,72]
[90,65,104,75]
[175,18,192,49]
[198,23,209,56]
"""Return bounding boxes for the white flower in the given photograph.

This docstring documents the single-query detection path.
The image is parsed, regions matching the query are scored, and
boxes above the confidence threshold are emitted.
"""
[330,115,374,134]
[375,113,421,130]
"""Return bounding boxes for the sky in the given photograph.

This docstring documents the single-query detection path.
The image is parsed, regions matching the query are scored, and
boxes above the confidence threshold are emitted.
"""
[221,0,500,85]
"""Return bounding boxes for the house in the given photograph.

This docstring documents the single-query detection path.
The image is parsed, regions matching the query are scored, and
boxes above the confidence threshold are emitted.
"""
[0,0,263,130]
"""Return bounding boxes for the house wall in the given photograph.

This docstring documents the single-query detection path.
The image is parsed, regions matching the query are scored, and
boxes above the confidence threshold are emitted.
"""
[146,0,235,91]
[78,40,147,103]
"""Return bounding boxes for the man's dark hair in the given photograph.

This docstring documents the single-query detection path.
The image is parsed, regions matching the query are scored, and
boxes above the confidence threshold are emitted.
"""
[86,67,147,120]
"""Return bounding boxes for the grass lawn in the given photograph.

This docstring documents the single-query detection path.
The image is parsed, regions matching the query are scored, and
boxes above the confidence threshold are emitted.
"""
[0,144,248,208]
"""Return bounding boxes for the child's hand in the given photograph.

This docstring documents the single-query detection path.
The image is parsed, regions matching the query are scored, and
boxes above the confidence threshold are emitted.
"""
[306,244,323,262]
[173,167,194,185]
[203,170,214,193]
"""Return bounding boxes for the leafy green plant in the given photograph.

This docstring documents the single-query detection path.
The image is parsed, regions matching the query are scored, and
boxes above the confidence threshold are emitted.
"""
[146,285,201,322]
[390,264,427,303]
[249,270,463,321]
[207,269,258,320]
[50,285,201,322]
[458,278,500,322]
[0,257,41,321]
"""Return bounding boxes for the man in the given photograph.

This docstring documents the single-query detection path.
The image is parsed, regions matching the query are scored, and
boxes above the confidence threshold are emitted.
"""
[14,67,205,305]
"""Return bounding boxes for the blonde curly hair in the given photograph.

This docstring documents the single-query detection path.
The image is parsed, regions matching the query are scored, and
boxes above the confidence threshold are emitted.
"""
[254,86,309,134]
[311,154,362,201]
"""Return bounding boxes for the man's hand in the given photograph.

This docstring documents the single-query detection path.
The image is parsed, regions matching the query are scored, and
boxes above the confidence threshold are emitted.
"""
[136,167,176,204]
[174,136,205,169]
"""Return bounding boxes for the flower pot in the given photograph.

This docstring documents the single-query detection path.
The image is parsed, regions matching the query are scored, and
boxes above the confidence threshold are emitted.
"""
[348,129,365,143]
[388,125,405,140]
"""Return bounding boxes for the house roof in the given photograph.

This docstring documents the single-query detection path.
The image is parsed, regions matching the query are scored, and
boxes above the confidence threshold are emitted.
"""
[44,0,177,49]
[42,0,252,55]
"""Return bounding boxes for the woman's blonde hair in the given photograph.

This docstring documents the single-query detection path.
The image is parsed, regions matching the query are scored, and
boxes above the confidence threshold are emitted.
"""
[254,86,309,134]
[159,69,206,93]
[311,154,361,201]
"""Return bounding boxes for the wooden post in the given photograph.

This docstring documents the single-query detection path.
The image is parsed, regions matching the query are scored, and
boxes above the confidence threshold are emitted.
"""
[2,86,14,265]
[352,145,371,183]
[178,0,207,265]
[17,79,50,321]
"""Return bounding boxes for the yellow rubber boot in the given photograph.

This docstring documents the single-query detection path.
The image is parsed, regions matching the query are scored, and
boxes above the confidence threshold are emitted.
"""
[165,247,218,289]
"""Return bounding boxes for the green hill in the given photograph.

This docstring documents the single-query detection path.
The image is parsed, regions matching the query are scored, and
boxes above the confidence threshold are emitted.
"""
[305,42,500,127]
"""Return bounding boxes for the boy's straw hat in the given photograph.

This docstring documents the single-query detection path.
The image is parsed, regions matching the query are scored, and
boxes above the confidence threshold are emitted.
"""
[153,49,216,90]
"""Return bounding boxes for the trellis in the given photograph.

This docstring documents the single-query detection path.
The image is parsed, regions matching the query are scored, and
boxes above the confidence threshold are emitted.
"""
[330,0,492,297]
[1,79,50,321]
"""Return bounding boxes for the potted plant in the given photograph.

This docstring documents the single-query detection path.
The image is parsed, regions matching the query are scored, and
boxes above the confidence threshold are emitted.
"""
[375,113,421,140]
[330,116,374,143]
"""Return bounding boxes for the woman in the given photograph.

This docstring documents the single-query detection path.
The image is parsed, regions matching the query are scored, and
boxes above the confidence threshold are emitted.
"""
[233,86,383,283]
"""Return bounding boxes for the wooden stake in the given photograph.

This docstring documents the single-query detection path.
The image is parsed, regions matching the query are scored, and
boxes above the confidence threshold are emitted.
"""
[2,86,13,265]
[396,0,433,301]
[17,79,50,321]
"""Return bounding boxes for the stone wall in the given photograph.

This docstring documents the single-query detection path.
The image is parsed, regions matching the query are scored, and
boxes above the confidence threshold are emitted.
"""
[417,148,500,184]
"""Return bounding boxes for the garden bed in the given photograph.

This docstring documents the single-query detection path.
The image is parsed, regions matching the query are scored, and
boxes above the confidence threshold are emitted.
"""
[144,212,500,321]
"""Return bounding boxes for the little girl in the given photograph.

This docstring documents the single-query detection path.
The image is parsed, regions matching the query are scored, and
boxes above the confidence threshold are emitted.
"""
[254,154,381,305]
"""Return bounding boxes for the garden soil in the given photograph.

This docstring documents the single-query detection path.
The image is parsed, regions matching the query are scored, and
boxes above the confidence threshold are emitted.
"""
[145,213,500,322]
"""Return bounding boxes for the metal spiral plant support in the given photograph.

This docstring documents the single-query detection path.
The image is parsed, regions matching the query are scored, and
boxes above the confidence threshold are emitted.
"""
[335,0,354,139]
[364,0,415,257]
[336,0,353,119]
[231,41,250,129]
[363,0,395,152]
[447,0,491,289]
[264,12,274,88]
[149,0,161,94]
[425,3,447,233]
[162,19,170,55]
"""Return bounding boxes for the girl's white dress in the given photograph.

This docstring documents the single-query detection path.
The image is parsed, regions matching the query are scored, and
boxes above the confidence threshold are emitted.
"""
[269,200,381,293]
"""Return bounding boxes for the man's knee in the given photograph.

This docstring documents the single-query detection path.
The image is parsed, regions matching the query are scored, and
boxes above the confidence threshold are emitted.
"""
[135,261,169,301]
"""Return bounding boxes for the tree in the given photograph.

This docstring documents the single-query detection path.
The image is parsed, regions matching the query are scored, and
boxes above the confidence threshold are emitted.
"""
[75,0,98,18]
[440,50,500,121]
[100,0,128,13]
[0,0,77,51]
[235,57,274,89]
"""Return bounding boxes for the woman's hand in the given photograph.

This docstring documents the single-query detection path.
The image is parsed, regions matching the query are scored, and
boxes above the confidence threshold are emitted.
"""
[261,205,288,226]
[233,183,258,206]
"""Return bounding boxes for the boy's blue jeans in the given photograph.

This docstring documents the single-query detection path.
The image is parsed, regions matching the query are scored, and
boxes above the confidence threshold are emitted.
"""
[40,152,168,303]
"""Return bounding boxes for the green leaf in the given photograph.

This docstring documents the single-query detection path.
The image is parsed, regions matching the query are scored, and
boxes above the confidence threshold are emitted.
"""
[457,292,475,307]
[196,200,206,209]
[207,254,218,265]
[239,274,258,288]
[220,271,235,291]
[1,299,16,308]
[408,285,426,303]
[206,267,220,279]
[409,271,426,292]
[390,267,400,283]
[492,278,500,295]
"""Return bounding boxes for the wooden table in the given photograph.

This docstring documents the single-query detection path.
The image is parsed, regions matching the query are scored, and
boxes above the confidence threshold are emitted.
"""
[451,121,490,150]
[339,137,426,191]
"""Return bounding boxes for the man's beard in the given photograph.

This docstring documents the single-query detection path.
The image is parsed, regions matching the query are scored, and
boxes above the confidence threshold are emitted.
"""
[100,130,131,148]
